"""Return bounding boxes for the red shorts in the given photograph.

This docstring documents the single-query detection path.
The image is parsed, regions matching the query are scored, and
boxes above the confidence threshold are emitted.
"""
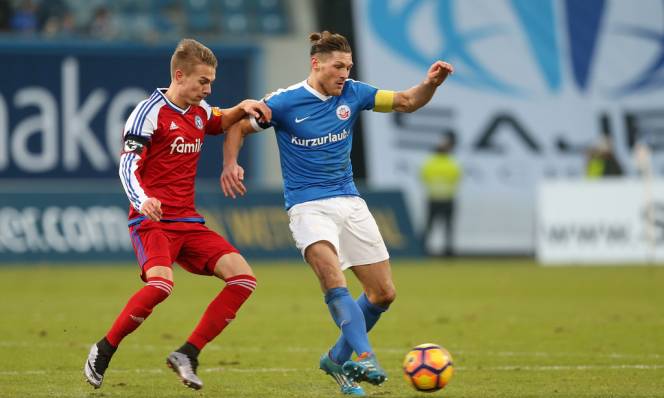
[128,220,239,280]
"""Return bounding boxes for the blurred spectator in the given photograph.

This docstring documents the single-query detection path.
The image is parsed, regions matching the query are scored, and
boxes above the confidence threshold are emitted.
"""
[420,133,462,257]
[37,0,66,29]
[0,0,11,31]
[42,10,76,38]
[153,2,186,41]
[585,133,623,178]
[38,0,76,38]
[0,0,290,41]
[87,6,117,40]
[10,0,38,34]
[634,141,653,177]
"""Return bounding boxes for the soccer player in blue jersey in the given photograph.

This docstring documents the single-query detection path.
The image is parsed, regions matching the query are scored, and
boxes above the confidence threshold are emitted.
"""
[221,31,453,396]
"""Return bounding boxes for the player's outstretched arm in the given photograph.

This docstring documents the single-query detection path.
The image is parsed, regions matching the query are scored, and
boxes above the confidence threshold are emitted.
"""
[392,60,454,113]
[221,118,260,198]
[219,99,272,131]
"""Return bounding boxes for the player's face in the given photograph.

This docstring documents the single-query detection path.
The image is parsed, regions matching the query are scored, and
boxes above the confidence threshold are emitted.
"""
[177,63,216,106]
[313,51,353,96]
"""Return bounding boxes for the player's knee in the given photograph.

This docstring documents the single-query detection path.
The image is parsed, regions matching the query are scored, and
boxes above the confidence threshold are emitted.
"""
[369,287,396,308]
[215,252,255,279]
[383,288,396,306]
[144,264,173,281]
[146,277,174,303]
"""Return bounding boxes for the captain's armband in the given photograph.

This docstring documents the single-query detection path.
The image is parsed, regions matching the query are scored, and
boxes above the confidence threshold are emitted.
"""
[373,90,395,113]
[249,114,271,131]
[123,134,149,154]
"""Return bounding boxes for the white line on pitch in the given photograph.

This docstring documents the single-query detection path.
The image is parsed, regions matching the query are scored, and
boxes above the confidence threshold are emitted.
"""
[1,341,662,361]
[1,364,663,377]
[456,364,664,371]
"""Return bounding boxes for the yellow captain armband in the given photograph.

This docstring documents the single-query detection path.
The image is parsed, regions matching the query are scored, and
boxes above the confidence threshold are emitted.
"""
[373,90,395,113]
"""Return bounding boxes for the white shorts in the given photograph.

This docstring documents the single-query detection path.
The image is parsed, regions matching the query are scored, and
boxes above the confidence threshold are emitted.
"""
[287,196,390,270]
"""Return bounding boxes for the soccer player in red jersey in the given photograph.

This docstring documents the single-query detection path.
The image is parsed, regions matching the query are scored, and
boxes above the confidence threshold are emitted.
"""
[84,39,271,391]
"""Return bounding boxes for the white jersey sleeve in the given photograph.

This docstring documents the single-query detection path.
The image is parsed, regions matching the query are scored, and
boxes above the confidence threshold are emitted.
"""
[119,92,163,211]
[123,92,162,138]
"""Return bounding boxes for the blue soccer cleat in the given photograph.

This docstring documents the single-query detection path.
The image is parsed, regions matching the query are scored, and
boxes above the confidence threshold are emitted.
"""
[342,352,387,386]
[320,353,366,396]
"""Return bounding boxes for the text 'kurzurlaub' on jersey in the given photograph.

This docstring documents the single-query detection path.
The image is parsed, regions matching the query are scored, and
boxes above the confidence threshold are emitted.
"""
[290,129,350,147]
[259,79,382,209]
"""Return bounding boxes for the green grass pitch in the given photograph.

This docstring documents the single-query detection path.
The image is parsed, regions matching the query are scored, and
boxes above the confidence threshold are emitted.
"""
[1,259,663,397]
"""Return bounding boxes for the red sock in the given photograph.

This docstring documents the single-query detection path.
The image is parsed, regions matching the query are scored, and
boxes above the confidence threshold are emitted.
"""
[187,275,256,350]
[105,277,173,347]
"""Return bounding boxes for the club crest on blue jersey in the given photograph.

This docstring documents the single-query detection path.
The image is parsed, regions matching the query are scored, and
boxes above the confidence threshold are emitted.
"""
[194,115,204,129]
[336,104,351,120]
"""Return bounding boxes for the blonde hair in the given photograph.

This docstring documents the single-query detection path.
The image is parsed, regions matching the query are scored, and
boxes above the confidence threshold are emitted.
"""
[309,31,351,56]
[170,39,218,78]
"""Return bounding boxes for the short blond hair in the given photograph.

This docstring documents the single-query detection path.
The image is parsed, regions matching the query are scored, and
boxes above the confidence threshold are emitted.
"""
[170,39,218,79]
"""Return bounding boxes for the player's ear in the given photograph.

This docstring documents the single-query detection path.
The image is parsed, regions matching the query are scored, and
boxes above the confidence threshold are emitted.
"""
[174,69,184,83]
[311,56,320,71]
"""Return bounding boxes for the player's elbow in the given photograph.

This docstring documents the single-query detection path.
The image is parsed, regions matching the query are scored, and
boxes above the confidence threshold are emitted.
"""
[227,118,257,137]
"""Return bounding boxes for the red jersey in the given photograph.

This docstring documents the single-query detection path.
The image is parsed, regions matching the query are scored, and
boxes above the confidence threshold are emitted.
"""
[119,88,224,224]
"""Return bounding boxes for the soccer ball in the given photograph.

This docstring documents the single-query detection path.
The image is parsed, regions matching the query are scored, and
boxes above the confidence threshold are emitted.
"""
[402,343,454,392]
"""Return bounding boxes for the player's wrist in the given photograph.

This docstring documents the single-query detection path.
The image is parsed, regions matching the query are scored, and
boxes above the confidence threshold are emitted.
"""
[423,78,441,88]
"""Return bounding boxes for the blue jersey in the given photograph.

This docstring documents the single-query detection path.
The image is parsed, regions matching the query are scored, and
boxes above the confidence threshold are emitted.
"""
[256,79,379,209]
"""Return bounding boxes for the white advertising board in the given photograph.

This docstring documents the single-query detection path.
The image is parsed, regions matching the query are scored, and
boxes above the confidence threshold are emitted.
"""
[353,0,664,253]
[537,179,664,264]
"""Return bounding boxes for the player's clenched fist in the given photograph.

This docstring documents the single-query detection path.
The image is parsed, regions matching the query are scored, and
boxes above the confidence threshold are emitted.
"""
[240,99,272,124]
[140,197,163,221]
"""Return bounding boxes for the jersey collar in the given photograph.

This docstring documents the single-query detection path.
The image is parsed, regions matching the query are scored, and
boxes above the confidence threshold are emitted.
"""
[302,80,331,102]
[157,88,190,114]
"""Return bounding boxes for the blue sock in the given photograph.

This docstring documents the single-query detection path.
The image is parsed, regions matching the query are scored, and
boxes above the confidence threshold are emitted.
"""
[325,287,372,358]
[330,293,387,363]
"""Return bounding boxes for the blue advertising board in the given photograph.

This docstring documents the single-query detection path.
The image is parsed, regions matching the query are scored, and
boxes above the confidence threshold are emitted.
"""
[0,41,258,179]
[0,184,422,263]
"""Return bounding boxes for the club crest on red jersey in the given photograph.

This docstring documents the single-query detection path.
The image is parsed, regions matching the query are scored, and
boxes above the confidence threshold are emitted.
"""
[336,104,351,120]
[194,115,204,129]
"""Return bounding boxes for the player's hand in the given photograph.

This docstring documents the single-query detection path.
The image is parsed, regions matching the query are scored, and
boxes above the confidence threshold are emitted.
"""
[241,100,272,125]
[221,162,247,199]
[425,61,454,87]
[140,197,162,221]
